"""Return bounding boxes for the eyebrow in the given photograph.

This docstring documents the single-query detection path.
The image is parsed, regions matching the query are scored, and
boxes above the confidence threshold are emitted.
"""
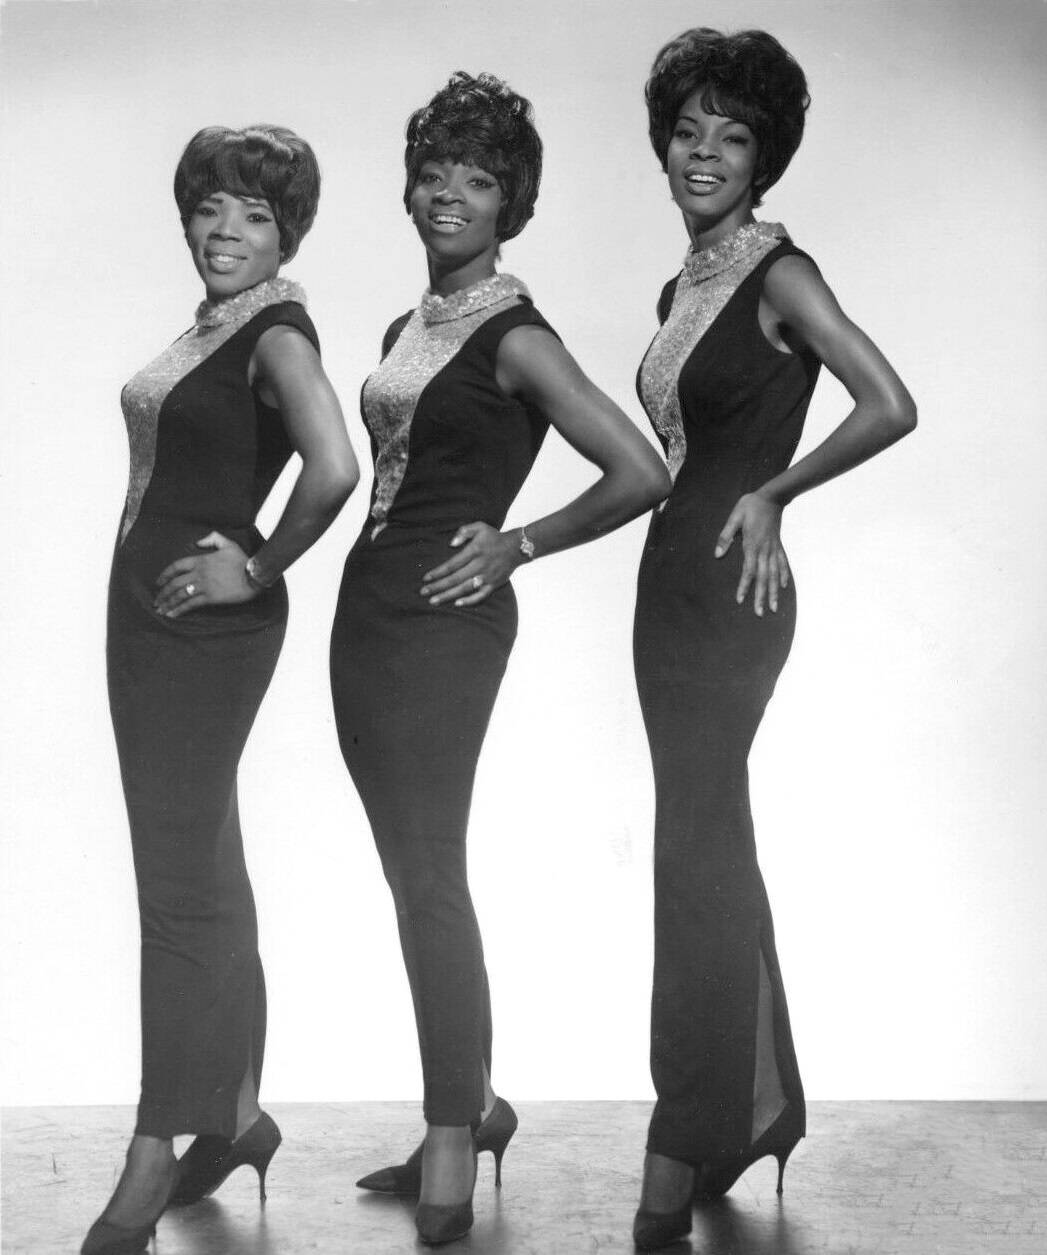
[203,193,272,208]
[676,112,748,129]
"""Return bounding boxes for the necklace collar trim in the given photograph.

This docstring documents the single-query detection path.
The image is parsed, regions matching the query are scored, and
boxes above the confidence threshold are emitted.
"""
[682,221,788,283]
[420,273,529,325]
[195,276,306,331]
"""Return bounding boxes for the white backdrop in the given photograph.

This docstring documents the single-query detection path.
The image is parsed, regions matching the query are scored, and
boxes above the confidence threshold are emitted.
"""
[2,0,1045,1108]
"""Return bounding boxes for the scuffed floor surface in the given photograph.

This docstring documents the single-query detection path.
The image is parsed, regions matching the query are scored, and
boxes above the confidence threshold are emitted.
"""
[3,1101,1045,1254]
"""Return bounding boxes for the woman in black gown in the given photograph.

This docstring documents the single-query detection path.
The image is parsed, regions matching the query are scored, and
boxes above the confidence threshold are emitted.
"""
[630,30,917,1250]
[82,125,357,1255]
[330,72,669,1245]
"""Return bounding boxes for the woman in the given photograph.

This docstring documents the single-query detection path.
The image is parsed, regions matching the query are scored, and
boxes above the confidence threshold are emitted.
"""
[82,125,357,1255]
[330,72,669,1246]
[631,28,916,1250]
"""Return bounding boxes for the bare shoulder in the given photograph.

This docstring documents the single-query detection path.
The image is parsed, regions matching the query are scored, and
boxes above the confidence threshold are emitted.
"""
[499,320,564,364]
[255,322,318,359]
[763,252,842,326]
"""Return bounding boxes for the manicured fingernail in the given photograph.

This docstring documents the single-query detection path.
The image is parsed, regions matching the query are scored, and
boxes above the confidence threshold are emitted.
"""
[429,597,439,605]
[715,546,725,557]
[420,586,430,596]
[454,599,464,606]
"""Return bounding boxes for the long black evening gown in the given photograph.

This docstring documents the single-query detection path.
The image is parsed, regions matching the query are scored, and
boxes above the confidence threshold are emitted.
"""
[108,277,316,1138]
[633,223,820,1165]
[330,274,554,1127]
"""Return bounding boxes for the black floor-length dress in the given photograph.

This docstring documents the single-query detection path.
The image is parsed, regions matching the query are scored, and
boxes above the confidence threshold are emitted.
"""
[330,274,554,1127]
[633,223,820,1164]
[107,277,316,1138]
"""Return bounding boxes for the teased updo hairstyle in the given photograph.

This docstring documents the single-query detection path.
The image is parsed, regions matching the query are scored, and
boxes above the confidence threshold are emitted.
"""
[174,125,321,262]
[645,28,809,207]
[403,71,542,242]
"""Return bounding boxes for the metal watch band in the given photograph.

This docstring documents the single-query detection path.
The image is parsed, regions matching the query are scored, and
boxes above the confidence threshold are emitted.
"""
[244,556,271,590]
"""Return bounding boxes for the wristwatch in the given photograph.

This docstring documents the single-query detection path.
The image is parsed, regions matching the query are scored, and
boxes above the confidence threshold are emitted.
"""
[244,555,272,591]
[519,526,536,561]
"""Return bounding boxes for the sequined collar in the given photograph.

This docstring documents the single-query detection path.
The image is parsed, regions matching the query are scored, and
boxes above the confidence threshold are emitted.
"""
[420,273,529,326]
[195,276,306,331]
[682,221,787,284]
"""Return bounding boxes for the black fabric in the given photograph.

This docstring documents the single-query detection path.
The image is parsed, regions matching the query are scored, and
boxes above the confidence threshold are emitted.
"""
[107,302,314,1137]
[633,243,817,1163]
[330,300,554,1125]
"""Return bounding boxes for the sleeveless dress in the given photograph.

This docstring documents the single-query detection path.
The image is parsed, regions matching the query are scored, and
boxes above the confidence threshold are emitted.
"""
[633,223,820,1164]
[107,277,317,1138]
[329,273,555,1126]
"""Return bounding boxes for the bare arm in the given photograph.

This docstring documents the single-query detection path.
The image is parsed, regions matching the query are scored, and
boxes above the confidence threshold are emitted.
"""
[155,325,358,618]
[717,256,917,615]
[421,324,670,607]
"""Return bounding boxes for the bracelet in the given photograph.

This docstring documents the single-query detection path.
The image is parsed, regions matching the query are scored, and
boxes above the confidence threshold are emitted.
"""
[244,555,272,591]
[518,526,536,561]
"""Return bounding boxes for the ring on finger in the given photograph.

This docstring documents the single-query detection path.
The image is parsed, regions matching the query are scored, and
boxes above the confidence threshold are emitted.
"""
[185,583,197,597]
[471,575,483,590]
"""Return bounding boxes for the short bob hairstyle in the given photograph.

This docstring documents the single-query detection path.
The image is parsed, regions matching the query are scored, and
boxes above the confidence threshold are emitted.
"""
[174,125,321,262]
[645,28,809,207]
[403,71,542,242]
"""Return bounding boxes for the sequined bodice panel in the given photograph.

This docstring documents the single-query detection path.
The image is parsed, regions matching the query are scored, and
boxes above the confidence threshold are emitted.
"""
[637,224,820,511]
[111,278,318,635]
[360,273,553,535]
[119,277,313,544]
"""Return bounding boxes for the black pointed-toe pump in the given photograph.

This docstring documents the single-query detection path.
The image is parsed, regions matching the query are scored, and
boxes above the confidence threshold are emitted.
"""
[355,1096,517,1196]
[692,1102,804,1203]
[415,1147,478,1247]
[80,1159,179,1255]
[168,1110,282,1206]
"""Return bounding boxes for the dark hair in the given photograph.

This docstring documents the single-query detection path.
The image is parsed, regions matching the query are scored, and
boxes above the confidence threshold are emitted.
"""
[174,125,321,261]
[645,28,809,207]
[403,71,542,242]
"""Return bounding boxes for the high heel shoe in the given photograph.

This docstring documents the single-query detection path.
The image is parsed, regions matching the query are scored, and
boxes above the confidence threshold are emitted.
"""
[415,1146,477,1246]
[692,1102,804,1203]
[168,1110,282,1206]
[632,1200,692,1251]
[80,1159,179,1255]
[632,1156,693,1251]
[355,1096,517,1195]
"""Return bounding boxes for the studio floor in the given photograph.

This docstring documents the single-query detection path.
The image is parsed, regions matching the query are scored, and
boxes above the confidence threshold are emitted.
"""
[2,1101,1044,1254]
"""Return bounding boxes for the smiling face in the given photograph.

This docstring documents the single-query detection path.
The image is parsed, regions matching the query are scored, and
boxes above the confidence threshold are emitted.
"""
[409,159,502,292]
[185,190,282,301]
[666,90,758,247]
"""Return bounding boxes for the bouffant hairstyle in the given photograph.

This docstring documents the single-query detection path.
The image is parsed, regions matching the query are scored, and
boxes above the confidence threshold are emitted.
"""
[174,125,321,261]
[403,71,542,242]
[645,28,809,207]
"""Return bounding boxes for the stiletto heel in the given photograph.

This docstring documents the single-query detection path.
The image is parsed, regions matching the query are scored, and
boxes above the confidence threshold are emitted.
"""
[355,1096,517,1196]
[482,1098,516,1188]
[168,1110,282,1206]
[692,1102,804,1204]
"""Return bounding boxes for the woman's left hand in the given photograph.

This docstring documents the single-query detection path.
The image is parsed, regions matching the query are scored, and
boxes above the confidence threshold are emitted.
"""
[420,522,520,606]
[153,531,258,619]
[714,493,789,617]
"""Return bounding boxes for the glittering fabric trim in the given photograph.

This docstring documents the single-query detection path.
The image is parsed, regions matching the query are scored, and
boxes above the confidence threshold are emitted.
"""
[639,222,788,486]
[118,277,306,543]
[420,273,528,325]
[362,273,529,533]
